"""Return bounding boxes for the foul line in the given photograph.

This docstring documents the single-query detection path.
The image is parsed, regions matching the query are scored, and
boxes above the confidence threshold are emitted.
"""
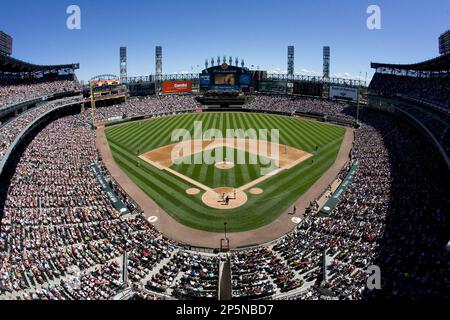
[139,139,313,195]
[238,153,313,192]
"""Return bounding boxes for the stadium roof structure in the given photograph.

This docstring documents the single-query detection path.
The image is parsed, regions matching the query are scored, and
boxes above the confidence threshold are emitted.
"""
[0,54,79,73]
[371,53,450,72]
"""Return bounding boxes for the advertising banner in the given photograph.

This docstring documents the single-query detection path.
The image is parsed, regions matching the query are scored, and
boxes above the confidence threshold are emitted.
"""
[259,80,287,94]
[329,86,358,102]
[239,74,251,87]
[199,74,211,88]
[91,79,120,87]
[320,162,359,215]
[91,163,129,215]
[162,81,192,94]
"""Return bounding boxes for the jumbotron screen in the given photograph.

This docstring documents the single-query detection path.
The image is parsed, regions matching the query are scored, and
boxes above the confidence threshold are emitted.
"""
[214,74,235,85]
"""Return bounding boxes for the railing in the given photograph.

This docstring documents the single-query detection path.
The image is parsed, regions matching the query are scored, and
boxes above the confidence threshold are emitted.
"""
[395,107,450,169]
[121,73,367,87]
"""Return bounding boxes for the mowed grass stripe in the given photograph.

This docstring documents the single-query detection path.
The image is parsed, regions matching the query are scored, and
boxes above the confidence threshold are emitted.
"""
[108,140,188,187]
[249,141,342,219]
[285,116,339,150]
[249,129,343,195]
[271,115,327,150]
[167,113,214,178]
[109,142,227,218]
[256,114,314,151]
[191,114,215,184]
[128,115,183,150]
[111,149,219,227]
[106,112,346,232]
[108,116,164,141]
[208,115,222,185]
[135,114,195,151]
[130,113,196,151]
[258,138,342,196]
[296,117,342,142]
[233,114,281,182]
[109,116,171,150]
[110,115,170,145]
[225,114,235,187]
[232,113,252,185]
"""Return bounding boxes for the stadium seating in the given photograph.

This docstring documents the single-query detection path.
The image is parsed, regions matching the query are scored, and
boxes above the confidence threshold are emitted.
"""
[369,73,450,109]
[0,96,82,162]
[0,80,81,108]
[0,94,448,301]
[85,95,201,122]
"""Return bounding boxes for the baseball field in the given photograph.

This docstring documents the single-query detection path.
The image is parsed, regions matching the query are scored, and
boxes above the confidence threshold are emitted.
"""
[105,112,345,233]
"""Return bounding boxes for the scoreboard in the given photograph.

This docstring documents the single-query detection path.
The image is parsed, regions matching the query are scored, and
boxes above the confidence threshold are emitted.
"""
[329,86,358,102]
[199,63,251,91]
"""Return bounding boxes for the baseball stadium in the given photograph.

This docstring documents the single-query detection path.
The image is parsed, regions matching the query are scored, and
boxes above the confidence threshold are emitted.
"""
[0,0,449,306]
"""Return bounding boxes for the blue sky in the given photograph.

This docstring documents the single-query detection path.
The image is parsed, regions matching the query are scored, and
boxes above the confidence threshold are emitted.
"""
[0,0,449,82]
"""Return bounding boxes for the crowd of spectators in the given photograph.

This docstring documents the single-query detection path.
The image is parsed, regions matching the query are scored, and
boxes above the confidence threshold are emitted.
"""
[396,103,450,155]
[369,73,450,109]
[16,261,122,300]
[86,95,201,122]
[244,95,356,121]
[369,72,449,157]
[0,115,165,298]
[231,247,305,299]
[170,252,219,300]
[0,80,81,107]
[272,110,449,299]
[0,96,82,162]
[0,93,448,300]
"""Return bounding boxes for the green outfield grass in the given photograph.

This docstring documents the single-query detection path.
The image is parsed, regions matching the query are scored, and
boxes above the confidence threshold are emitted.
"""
[171,147,273,189]
[105,112,345,233]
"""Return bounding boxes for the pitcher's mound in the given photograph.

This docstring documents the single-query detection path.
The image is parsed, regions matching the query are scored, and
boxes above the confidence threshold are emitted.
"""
[250,188,264,195]
[202,187,248,210]
[215,162,235,170]
[186,188,200,195]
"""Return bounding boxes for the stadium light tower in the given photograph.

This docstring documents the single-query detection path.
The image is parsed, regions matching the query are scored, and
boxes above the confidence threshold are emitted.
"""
[323,46,331,99]
[205,59,209,69]
[119,47,127,83]
[211,57,215,67]
[287,46,295,77]
[323,46,330,79]
[155,46,163,79]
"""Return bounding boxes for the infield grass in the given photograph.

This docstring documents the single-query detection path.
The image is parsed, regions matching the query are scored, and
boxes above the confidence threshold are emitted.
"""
[105,112,345,232]
[171,147,273,189]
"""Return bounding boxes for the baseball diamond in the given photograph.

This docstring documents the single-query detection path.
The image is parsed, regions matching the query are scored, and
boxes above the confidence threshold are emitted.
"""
[104,113,346,233]
[2,2,449,303]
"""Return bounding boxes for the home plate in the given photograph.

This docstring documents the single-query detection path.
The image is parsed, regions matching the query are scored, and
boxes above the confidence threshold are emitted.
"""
[291,217,302,224]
